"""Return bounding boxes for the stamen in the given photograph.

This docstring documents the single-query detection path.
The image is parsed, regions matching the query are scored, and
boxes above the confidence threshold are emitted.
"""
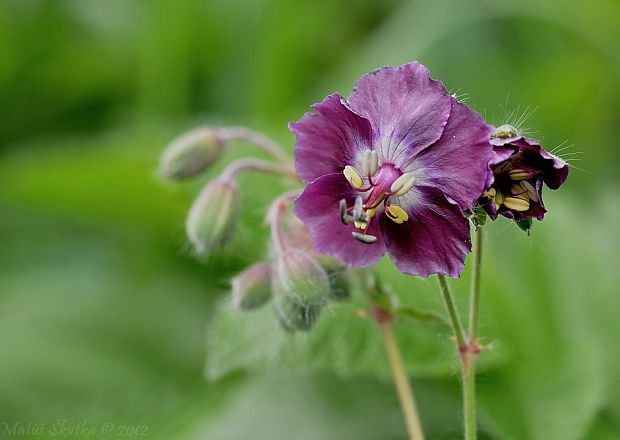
[343,165,364,189]
[353,195,364,219]
[503,196,530,211]
[385,204,409,224]
[510,184,530,201]
[362,149,379,178]
[494,191,504,210]
[482,188,496,199]
[354,220,367,229]
[352,231,377,244]
[390,172,415,196]
[509,169,535,180]
[519,180,539,202]
[339,199,349,224]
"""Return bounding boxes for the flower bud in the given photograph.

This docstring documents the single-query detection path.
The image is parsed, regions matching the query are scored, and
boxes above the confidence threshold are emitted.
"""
[231,262,272,310]
[160,127,224,180]
[272,249,330,308]
[273,294,321,332]
[281,215,314,253]
[186,177,239,255]
[317,256,351,301]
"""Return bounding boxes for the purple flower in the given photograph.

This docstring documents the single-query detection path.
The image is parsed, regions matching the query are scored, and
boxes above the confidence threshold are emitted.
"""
[480,125,569,221]
[290,62,493,278]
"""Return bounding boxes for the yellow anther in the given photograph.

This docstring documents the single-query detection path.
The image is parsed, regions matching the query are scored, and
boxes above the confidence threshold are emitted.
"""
[354,220,367,229]
[365,207,376,219]
[482,188,496,199]
[343,165,364,189]
[494,191,504,210]
[519,180,539,203]
[386,204,409,224]
[503,196,530,211]
[508,169,535,180]
[390,173,416,196]
[510,184,529,200]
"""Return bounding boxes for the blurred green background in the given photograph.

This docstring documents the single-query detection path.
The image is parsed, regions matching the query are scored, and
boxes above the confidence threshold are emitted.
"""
[1,0,619,439]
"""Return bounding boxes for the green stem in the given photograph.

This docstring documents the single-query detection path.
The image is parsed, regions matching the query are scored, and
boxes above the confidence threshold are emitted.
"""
[378,321,426,440]
[462,353,477,440]
[468,227,483,342]
[463,226,484,440]
[436,275,466,350]
[436,273,477,440]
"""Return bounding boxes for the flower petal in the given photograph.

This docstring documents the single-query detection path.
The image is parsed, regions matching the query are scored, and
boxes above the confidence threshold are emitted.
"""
[294,173,386,267]
[381,185,471,278]
[347,62,452,166]
[290,93,373,183]
[520,138,569,190]
[405,98,493,210]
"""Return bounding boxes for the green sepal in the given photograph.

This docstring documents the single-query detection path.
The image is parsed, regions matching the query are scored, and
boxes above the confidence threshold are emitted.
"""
[516,218,532,235]
[468,204,488,228]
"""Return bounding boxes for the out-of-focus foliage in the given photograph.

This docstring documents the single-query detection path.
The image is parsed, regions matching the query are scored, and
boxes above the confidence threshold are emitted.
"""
[1,0,619,439]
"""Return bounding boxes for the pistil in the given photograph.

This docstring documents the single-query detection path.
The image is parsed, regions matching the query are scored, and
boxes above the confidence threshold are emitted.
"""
[339,152,415,243]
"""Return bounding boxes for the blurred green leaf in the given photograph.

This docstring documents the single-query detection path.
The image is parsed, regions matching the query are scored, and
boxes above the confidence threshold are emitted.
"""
[475,193,618,439]
[206,275,506,381]
[190,373,467,440]
[395,306,450,327]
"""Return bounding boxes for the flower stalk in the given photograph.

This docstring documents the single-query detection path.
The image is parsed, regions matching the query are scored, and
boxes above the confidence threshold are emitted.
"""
[436,275,466,354]
[461,354,477,440]
[468,227,483,343]
[220,158,298,181]
[463,226,484,440]
[436,273,476,439]
[217,126,291,163]
[364,274,425,440]
[436,226,484,440]
[378,320,425,440]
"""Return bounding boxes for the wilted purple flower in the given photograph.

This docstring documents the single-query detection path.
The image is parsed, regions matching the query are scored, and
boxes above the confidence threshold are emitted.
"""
[291,62,493,278]
[480,124,569,221]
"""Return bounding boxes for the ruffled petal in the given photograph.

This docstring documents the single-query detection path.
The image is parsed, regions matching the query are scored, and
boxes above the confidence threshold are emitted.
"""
[486,145,518,188]
[495,136,569,189]
[294,173,386,267]
[381,185,471,278]
[347,62,452,166]
[290,93,373,183]
[519,138,569,190]
[405,98,493,210]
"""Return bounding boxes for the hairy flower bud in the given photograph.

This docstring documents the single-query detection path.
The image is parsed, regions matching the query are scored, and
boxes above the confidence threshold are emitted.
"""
[186,177,239,255]
[160,127,224,180]
[281,215,314,253]
[272,249,329,308]
[231,262,272,310]
[273,294,321,332]
[318,256,351,301]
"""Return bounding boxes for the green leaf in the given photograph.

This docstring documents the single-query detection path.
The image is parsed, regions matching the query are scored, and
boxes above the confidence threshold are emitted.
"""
[476,195,616,440]
[395,306,450,327]
[206,270,507,381]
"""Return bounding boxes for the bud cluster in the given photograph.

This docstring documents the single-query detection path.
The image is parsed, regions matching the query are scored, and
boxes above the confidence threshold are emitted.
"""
[160,125,350,333]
